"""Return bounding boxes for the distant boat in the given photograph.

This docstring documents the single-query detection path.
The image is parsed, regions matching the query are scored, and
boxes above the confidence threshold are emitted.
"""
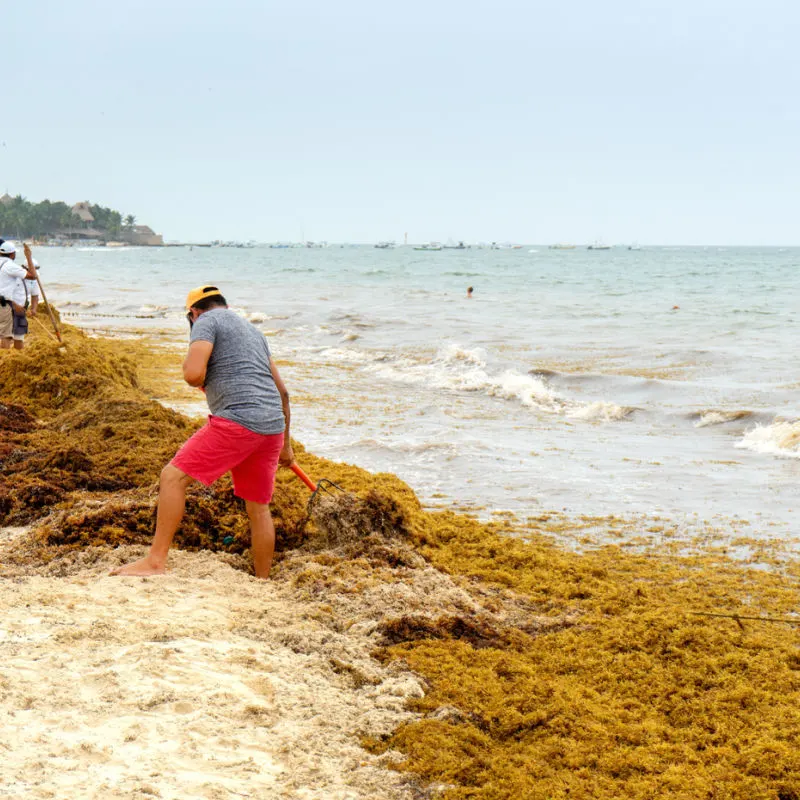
[413,242,443,251]
[442,241,468,250]
[549,243,576,250]
[374,241,395,249]
[588,241,612,250]
[628,243,642,251]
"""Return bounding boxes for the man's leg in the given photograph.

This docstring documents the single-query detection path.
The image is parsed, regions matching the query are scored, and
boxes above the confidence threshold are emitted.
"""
[111,464,195,576]
[13,337,23,350]
[246,500,276,579]
[0,306,12,348]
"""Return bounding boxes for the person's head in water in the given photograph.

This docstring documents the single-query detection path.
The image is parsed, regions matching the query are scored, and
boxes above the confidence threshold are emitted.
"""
[185,285,227,327]
[466,286,473,298]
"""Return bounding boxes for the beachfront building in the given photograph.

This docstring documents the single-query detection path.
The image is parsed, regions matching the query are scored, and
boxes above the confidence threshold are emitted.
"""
[71,201,95,224]
[125,225,164,246]
[0,193,14,207]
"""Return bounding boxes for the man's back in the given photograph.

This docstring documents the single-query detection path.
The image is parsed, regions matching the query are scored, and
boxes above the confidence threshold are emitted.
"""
[0,258,26,303]
[190,308,284,435]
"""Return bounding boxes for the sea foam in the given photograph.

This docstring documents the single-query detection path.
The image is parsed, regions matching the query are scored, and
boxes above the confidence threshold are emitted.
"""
[693,409,754,428]
[333,342,632,421]
[735,421,800,459]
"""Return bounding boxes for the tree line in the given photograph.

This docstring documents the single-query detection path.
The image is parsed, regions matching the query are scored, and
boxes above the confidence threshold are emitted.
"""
[0,195,136,241]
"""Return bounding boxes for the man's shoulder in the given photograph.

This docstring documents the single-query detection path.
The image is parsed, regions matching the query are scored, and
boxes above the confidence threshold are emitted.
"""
[209,308,250,331]
[0,260,24,276]
[192,308,247,338]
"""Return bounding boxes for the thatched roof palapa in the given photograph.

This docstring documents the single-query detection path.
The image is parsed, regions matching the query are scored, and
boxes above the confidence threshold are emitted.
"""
[71,201,95,223]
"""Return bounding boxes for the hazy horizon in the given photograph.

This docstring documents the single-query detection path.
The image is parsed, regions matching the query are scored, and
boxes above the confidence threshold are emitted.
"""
[5,1,799,246]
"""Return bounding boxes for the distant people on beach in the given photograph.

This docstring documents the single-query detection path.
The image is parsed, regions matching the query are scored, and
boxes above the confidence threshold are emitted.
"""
[0,241,38,350]
[466,286,474,298]
[26,261,40,318]
[111,285,294,580]
[15,257,41,349]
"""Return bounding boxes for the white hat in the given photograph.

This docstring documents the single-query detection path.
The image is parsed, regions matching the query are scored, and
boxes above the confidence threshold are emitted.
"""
[32,258,39,269]
[0,241,16,255]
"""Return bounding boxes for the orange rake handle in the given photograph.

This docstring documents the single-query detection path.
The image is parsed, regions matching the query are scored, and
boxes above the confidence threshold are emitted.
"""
[290,462,318,492]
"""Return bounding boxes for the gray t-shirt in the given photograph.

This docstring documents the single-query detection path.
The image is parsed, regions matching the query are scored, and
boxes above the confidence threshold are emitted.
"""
[190,308,285,435]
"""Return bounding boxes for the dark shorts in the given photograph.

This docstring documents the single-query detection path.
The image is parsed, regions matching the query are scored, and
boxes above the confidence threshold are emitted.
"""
[12,312,28,340]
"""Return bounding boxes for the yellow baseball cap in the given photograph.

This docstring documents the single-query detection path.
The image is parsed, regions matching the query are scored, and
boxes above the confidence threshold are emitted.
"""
[185,285,223,310]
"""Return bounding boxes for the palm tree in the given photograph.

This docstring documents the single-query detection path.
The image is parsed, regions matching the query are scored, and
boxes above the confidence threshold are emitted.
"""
[8,195,29,239]
[59,209,82,240]
[124,214,136,229]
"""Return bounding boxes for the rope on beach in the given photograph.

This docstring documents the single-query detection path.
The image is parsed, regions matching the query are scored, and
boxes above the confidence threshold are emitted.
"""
[689,611,800,625]
[61,311,167,319]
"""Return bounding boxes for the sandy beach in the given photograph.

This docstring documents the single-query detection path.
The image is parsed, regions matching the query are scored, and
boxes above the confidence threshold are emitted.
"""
[0,534,435,800]
[0,518,560,800]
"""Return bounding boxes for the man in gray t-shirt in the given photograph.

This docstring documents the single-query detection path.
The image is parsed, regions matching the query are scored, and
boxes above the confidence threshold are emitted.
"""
[190,305,285,435]
[112,285,293,580]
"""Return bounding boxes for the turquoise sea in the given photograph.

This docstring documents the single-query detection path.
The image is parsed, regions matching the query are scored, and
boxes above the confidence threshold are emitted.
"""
[35,244,800,548]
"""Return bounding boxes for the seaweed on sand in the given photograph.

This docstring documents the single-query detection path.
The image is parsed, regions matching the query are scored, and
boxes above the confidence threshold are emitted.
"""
[6,317,800,799]
[0,321,419,566]
[0,402,35,433]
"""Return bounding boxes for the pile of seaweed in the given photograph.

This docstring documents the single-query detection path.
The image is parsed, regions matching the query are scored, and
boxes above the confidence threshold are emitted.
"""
[0,321,415,565]
[4,319,800,799]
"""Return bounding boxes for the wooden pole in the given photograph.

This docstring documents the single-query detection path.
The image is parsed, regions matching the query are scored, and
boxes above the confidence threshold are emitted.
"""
[30,313,60,343]
[23,243,62,343]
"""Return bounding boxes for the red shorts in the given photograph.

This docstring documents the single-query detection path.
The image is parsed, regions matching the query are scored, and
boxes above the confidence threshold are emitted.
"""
[171,415,284,504]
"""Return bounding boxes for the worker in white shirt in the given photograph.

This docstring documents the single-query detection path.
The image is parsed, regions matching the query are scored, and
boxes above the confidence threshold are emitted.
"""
[0,240,38,350]
[14,258,42,348]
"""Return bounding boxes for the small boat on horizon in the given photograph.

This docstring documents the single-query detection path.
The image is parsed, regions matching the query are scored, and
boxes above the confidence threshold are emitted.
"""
[588,241,612,250]
[413,242,443,251]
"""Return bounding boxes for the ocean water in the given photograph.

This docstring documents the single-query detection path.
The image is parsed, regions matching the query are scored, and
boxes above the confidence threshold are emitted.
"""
[34,244,800,543]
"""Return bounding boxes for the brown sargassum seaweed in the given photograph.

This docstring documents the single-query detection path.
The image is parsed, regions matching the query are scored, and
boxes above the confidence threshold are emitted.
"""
[3,319,800,799]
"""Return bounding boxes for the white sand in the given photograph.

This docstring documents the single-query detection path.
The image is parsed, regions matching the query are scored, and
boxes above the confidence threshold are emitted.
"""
[0,536,430,800]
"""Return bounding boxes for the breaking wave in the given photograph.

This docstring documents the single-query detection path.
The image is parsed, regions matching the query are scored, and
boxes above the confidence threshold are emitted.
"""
[692,409,754,428]
[324,342,633,421]
[735,421,800,459]
[568,402,637,422]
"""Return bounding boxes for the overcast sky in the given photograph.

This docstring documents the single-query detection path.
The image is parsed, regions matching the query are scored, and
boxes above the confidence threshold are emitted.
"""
[4,1,799,244]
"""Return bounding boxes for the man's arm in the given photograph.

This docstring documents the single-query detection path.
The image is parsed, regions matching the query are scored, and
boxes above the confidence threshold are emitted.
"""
[270,358,294,466]
[22,244,37,279]
[1,262,28,281]
[183,340,213,387]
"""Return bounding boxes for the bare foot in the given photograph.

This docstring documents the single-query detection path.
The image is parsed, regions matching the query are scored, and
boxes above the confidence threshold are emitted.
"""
[109,557,166,577]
